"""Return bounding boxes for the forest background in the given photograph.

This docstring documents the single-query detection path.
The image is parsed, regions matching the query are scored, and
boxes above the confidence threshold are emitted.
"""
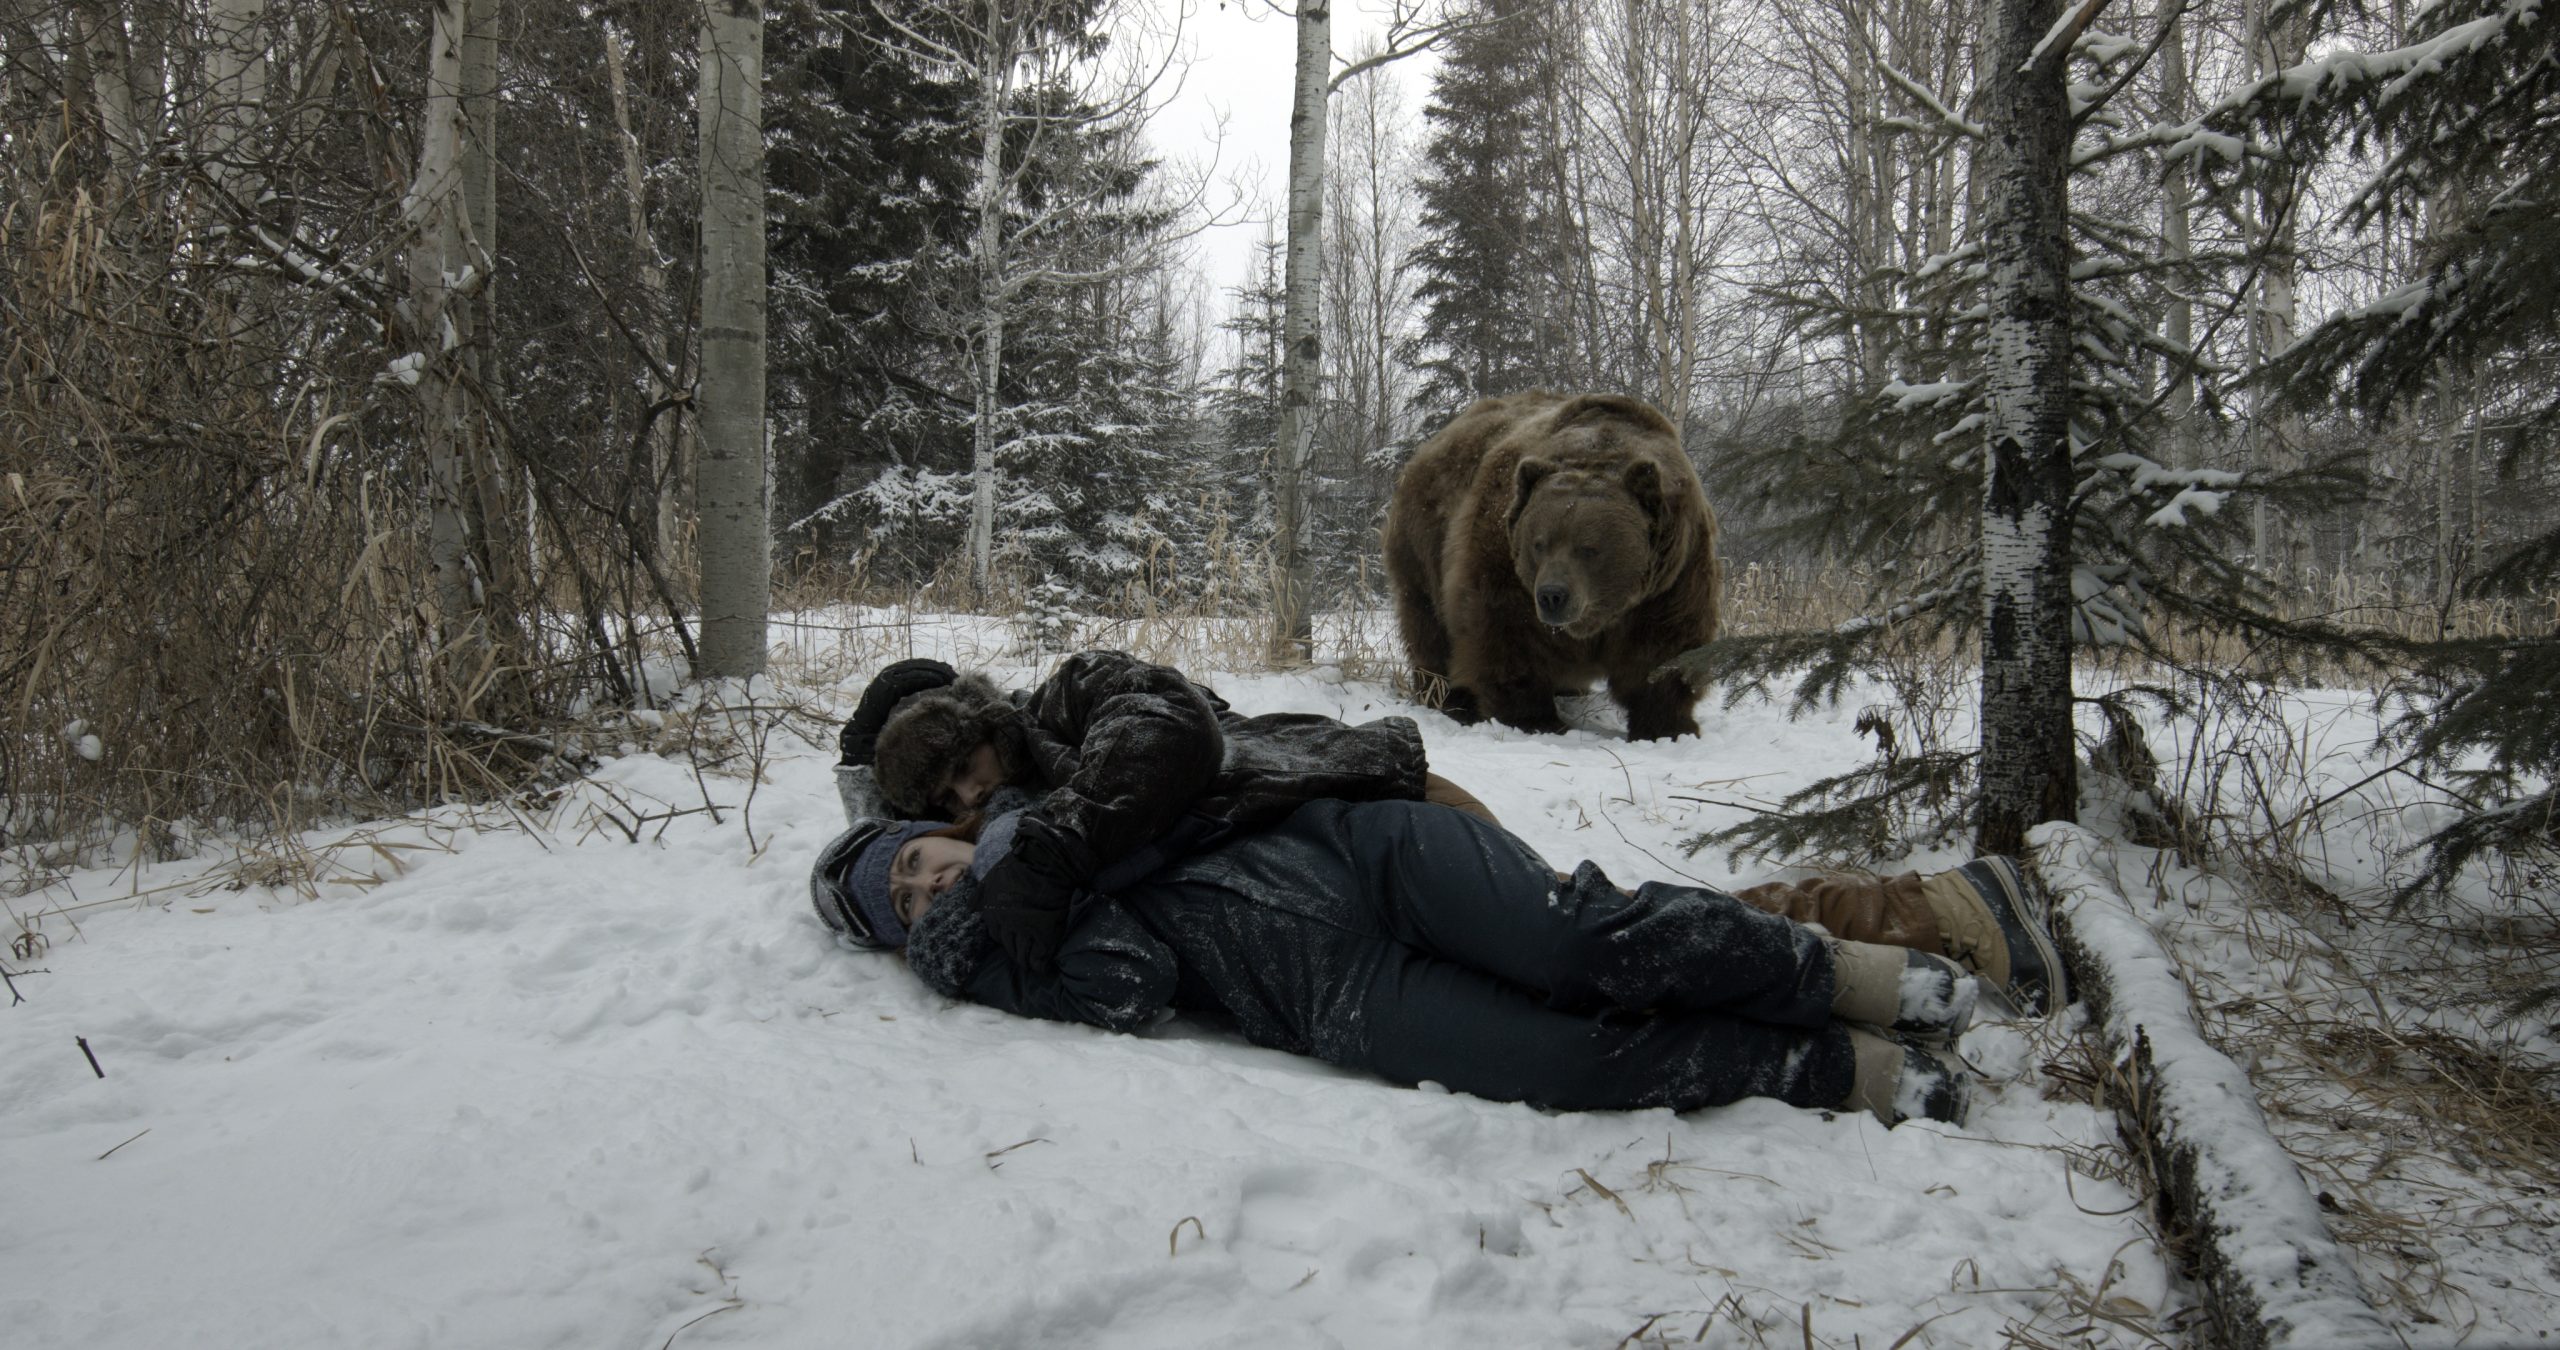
[2,0,2554,901]
[7,5,2560,1338]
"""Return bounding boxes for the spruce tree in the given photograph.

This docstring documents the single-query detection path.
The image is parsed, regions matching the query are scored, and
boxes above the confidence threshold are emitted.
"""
[765,0,975,569]
[1213,238,1288,535]
[1404,0,1574,420]
[2214,0,2560,889]
[1677,6,2374,861]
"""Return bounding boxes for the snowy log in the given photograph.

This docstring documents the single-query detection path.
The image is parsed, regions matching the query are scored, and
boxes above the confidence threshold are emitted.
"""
[2032,822,2397,1350]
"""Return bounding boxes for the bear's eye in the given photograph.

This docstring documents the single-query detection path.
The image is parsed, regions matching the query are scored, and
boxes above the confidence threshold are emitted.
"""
[1574,545,1600,561]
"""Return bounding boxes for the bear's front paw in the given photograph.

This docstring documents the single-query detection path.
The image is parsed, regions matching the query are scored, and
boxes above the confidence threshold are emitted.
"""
[1485,694,1569,735]
[1624,711,1701,741]
[1414,682,1481,722]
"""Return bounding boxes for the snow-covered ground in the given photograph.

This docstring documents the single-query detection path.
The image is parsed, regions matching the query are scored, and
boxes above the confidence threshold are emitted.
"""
[2074,684,2560,1346]
[8,617,2206,1348]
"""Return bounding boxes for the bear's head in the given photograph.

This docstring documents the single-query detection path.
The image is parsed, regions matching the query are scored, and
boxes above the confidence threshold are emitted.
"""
[1508,455,1673,638]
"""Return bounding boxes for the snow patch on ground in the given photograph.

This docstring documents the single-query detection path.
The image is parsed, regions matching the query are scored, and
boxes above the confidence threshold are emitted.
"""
[1,626,2184,1348]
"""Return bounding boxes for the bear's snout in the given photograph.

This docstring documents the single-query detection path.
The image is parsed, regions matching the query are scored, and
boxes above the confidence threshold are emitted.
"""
[1535,582,1575,627]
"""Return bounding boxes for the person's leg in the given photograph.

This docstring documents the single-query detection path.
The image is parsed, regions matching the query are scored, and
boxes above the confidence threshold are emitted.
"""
[1732,871,1942,951]
[1420,772,1503,828]
[1341,799,1839,1028]
[1733,864,2066,1019]
[1346,946,1857,1113]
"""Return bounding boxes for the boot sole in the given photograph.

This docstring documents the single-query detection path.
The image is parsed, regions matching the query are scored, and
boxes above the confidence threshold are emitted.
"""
[1978,858,2069,1015]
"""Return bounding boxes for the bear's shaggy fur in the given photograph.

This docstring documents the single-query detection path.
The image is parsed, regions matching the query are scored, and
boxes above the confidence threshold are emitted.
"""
[1381,391,1722,740]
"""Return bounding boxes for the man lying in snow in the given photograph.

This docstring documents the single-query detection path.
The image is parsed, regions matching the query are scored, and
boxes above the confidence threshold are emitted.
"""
[815,652,2068,1127]
[811,790,2062,1127]
[833,650,2068,1002]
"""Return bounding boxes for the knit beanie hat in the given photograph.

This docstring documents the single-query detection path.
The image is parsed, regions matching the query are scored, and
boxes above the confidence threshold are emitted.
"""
[808,816,952,949]
[874,672,1023,817]
[839,659,960,766]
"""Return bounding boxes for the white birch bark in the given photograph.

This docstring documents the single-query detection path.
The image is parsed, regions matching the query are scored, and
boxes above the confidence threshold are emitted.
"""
[2158,0,2194,457]
[75,1,140,172]
[1842,0,1885,387]
[1270,0,1330,660]
[694,0,770,678]
[1974,0,2079,856]
[202,0,267,206]
[405,0,486,666]
[463,0,498,338]
[295,8,343,149]
[2244,0,2306,574]
[456,0,531,626]
[604,22,686,580]
[965,8,1015,601]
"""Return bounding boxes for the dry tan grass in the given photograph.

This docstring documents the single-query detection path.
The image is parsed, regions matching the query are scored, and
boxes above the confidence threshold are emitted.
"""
[2133,845,2560,1333]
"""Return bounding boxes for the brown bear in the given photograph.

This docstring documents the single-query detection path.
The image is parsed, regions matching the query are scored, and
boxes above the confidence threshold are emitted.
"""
[1381,391,1722,740]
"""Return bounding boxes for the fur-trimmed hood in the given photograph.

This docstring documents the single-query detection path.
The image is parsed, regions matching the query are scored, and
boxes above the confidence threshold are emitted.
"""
[873,672,1030,817]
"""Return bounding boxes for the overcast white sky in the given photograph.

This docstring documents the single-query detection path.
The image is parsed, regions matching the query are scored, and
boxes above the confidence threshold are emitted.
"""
[1131,0,1432,304]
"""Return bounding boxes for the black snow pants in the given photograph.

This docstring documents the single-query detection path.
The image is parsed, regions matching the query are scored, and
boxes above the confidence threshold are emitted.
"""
[1132,799,1859,1114]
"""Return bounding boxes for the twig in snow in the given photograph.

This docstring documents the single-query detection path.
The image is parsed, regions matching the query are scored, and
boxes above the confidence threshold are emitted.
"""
[97,1128,149,1160]
[1168,1215,1205,1257]
[1590,794,1715,887]
[76,1036,103,1078]
[656,1301,739,1350]
[1573,1167,1634,1220]
[982,1136,1050,1169]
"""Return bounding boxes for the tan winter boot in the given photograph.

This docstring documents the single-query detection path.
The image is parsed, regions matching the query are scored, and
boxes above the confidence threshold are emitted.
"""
[1919,857,2068,1016]
[1841,1027,1971,1127]
[1828,939,1980,1042]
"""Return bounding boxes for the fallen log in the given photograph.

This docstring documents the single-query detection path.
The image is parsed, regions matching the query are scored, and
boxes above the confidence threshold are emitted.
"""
[2033,821,2398,1350]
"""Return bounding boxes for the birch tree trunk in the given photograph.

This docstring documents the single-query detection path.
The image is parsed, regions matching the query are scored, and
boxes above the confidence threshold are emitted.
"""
[203,0,266,207]
[2244,0,2306,576]
[1841,0,1886,387]
[74,1,140,173]
[965,9,1015,602]
[1270,0,1330,661]
[694,0,769,678]
[406,0,494,693]
[2157,0,2195,458]
[457,0,532,634]
[1973,0,2079,856]
[604,22,687,585]
[463,0,499,338]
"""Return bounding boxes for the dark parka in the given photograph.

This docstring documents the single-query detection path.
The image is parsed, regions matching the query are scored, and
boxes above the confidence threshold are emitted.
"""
[904,798,1860,1115]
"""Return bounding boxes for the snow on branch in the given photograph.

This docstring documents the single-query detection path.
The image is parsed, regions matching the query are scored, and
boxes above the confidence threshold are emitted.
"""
[1832,585,1963,636]
[1874,58,1984,140]
[2144,487,2230,528]
[2096,451,2244,494]
[2024,0,2110,78]
[1876,377,1974,412]
[2071,563,2148,644]
[2207,0,2536,118]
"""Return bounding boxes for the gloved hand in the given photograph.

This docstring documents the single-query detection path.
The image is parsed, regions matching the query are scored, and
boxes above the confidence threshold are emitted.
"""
[839,658,958,765]
[974,812,1096,973]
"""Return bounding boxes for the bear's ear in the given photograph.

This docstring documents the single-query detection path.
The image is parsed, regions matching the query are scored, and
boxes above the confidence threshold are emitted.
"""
[1511,456,1558,527]
[1622,459,1666,521]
